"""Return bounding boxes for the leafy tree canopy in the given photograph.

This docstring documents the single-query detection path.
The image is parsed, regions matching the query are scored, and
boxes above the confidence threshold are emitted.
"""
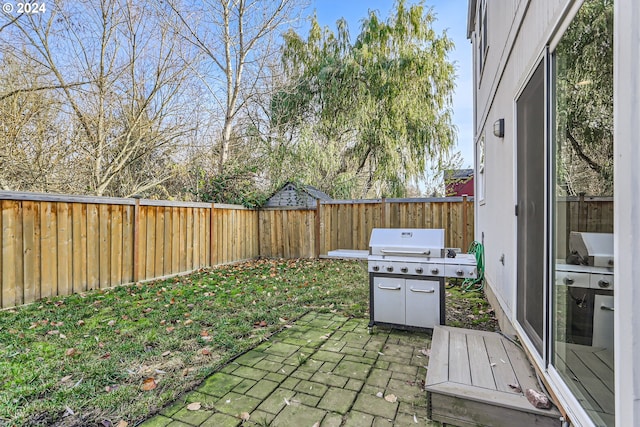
[271,0,457,198]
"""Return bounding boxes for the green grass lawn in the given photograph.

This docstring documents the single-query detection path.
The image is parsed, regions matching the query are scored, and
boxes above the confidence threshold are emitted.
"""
[0,259,369,426]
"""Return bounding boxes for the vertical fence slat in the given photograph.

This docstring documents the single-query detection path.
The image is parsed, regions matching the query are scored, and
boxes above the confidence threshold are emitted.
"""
[40,202,58,298]
[2,201,21,307]
[23,201,41,304]
[86,204,99,290]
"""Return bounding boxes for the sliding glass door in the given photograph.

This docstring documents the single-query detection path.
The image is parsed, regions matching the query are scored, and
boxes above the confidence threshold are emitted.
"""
[552,1,614,425]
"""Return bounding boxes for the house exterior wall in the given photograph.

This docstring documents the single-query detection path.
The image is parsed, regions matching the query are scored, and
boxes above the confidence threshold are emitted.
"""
[474,0,567,322]
[470,0,639,426]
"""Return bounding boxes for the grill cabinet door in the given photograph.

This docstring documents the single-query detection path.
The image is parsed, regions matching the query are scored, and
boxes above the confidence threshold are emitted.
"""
[373,276,405,325]
[405,279,441,328]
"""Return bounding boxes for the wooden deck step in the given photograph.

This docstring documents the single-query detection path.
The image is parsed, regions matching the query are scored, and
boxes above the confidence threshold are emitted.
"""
[425,326,562,427]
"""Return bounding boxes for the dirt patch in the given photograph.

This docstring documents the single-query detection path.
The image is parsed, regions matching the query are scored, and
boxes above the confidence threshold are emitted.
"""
[444,282,500,332]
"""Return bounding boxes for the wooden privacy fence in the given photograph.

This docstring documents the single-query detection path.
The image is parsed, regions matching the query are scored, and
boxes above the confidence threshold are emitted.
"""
[1,192,477,308]
[0,192,259,308]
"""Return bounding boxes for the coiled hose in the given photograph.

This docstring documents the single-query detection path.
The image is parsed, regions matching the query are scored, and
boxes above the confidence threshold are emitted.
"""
[462,241,484,292]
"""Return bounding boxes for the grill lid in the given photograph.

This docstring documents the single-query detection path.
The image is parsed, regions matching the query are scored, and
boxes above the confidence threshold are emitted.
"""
[369,228,445,257]
[569,232,613,268]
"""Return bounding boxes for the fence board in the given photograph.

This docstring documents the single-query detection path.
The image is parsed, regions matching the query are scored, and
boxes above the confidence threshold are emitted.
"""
[122,205,134,283]
[2,201,20,307]
[86,204,99,291]
[40,202,57,299]
[56,203,72,297]
[23,201,41,303]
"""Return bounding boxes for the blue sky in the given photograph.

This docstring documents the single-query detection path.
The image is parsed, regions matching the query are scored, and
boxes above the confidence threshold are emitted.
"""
[308,0,474,168]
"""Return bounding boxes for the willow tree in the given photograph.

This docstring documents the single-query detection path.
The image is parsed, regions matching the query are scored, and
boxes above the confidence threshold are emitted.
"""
[271,0,456,197]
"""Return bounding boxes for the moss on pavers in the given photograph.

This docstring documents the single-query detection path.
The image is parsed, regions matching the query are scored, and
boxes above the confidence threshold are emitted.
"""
[232,365,268,381]
[317,387,357,414]
[297,357,325,373]
[165,421,194,427]
[269,403,327,426]
[200,412,241,427]
[293,392,321,407]
[185,391,221,406]
[313,350,345,363]
[385,378,423,404]
[333,360,372,380]
[342,331,371,348]
[345,378,364,391]
[137,415,173,427]
[352,393,399,419]
[199,372,245,398]
[245,379,280,399]
[387,362,418,376]
[233,350,266,367]
[263,342,300,357]
[293,379,329,397]
[322,412,344,427]
[393,412,439,426]
[340,346,367,357]
[291,370,313,380]
[310,371,349,388]
[320,339,346,352]
[343,410,375,427]
[232,378,257,395]
[280,376,300,390]
[214,392,261,417]
[264,372,287,383]
[256,387,296,414]
[170,406,214,425]
[159,399,186,417]
[365,368,392,388]
[246,409,275,425]
[252,358,285,373]
[373,417,394,427]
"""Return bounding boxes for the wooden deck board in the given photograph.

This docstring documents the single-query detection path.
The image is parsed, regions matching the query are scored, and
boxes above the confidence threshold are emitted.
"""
[426,326,561,427]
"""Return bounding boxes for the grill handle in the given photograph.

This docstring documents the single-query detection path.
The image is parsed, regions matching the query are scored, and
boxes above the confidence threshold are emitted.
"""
[379,249,431,256]
[377,285,402,291]
[410,287,435,294]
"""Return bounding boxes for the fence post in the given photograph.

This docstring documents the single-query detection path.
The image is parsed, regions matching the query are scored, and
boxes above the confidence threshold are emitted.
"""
[210,203,215,267]
[133,198,140,282]
[462,195,469,251]
[315,199,321,258]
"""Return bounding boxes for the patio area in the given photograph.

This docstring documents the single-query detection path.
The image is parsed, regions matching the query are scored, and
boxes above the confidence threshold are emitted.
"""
[140,312,437,427]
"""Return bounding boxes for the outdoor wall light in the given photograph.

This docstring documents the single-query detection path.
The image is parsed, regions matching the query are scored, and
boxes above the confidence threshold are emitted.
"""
[493,118,505,138]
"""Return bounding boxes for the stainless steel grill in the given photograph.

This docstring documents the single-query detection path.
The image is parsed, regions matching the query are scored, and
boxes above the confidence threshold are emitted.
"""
[368,228,477,330]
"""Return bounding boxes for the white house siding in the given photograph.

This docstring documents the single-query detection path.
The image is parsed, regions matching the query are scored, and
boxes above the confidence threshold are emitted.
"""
[473,0,567,327]
[613,1,640,425]
[473,0,638,426]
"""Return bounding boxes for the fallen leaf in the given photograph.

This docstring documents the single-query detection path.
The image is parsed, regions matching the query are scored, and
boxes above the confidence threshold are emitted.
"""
[60,375,73,383]
[201,348,211,355]
[161,351,171,357]
[259,320,267,327]
[376,391,384,398]
[508,383,522,393]
[239,412,250,421]
[116,421,128,427]
[100,353,111,359]
[283,398,290,406]
[141,377,157,391]
[166,327,175,333]
[420,349,430,357]
[47,330,60,335]
[413,414,418,423]
[187,402,201,411]
[65,348,78,357]
[312,423,320,427]
[182,368,195,376]
[59,333,67,339]
[384,394,397,403]
[184,319,193,326]
[107,320,116,327]
[101,420,111,427]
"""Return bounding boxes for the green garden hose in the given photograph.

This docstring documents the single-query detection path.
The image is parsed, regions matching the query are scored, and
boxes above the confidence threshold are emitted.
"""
[462,241,485,292]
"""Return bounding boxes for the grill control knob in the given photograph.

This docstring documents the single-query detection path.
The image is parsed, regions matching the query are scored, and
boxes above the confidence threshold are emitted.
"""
[456,269,464,276]
[372,265,380,272]
[401,267,408,273]
[386,266,394,272]
[431,268,439,275]
[415,267,424,274]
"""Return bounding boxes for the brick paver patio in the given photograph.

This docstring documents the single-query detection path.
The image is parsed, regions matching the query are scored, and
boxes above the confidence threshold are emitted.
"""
[140,312,439,426]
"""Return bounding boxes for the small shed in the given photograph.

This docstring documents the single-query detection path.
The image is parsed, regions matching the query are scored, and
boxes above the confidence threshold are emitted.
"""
[444,169,474,197]
[264,182,332,208]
